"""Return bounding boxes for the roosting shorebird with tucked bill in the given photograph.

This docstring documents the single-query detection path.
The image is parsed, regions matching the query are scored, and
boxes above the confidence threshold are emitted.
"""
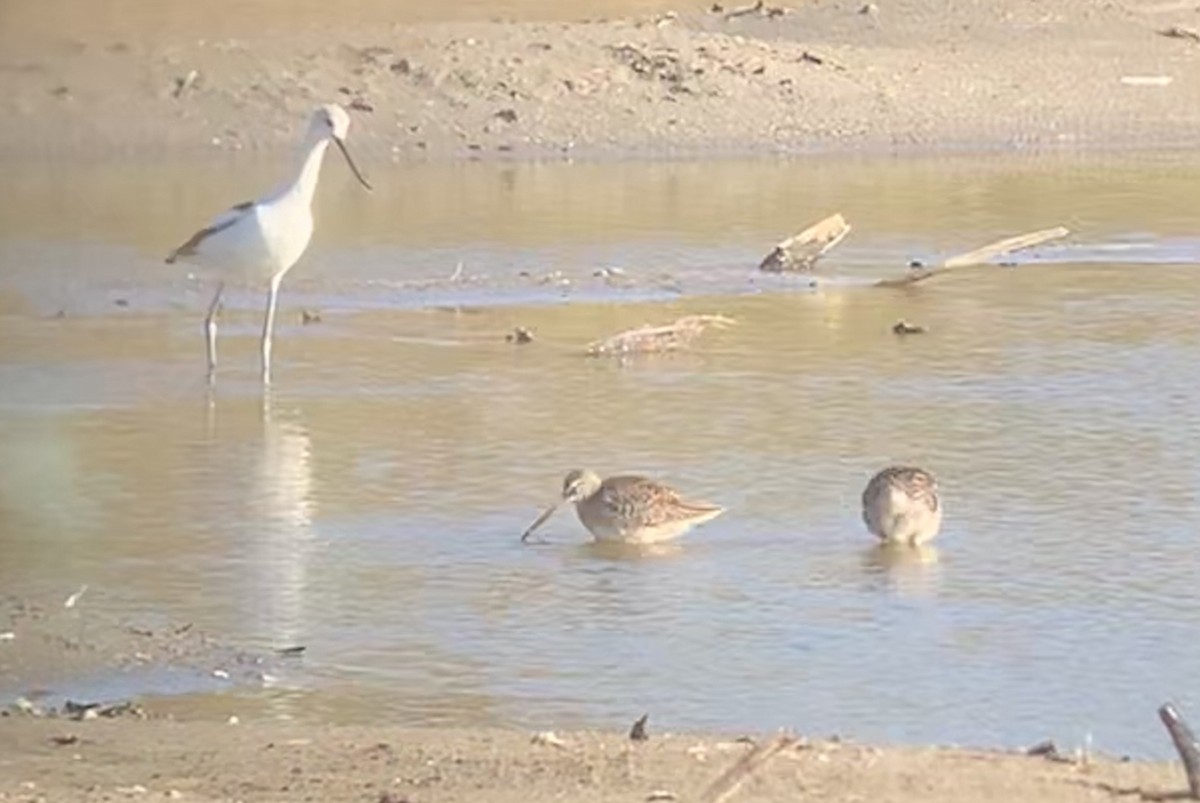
[521,469,725,545]
[165,103,372,384]
[861,466,943,546]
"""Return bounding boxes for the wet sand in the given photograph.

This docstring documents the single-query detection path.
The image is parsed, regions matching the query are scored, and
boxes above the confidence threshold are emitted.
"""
[0,716,1188,803]
[2,0,1200,160]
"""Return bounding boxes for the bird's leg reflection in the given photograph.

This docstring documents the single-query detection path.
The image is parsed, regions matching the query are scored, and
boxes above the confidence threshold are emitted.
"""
[204,281,224,384]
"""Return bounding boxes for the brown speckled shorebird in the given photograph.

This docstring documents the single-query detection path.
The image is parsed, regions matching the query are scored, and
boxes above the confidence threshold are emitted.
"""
[520,469,725,545]
[861,466,943,545]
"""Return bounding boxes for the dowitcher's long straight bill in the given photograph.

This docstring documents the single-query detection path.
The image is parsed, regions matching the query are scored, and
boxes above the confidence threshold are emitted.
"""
[520,501,563,543]
[334,136,373,191]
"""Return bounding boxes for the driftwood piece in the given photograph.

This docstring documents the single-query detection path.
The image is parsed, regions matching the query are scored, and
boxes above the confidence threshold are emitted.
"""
[1159,703,1200,799]
[585,314,735,357]
[759,213,851,273]
[942,226,1070,269]
[724,0,764,17]
[699,734,797,803]
[875,226,1069,288]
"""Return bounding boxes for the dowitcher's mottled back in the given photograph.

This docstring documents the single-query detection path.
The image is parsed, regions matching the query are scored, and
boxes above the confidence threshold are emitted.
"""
[521,469,724,545]
[861,466,942,545]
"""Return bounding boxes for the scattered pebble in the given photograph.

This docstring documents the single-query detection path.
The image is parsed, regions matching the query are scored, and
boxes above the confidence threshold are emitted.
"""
[378,792,412,803]
[860,2,879,14]
[506,326,534,345]
[212,669,230,680]
[114,784,147,795]
[647,792,677,801]
[50,734,79,746]
[275,645,307,657]
[531,731,567,749]
[0,632,14,641]
[629,713,649,741]
[64,699,145,720]
[166,791,183,800]
[892,320,928,336]
[1026,739,1059,757]
[227,715,240,725]
[537,270,570,286]
[300,309,321,325]
[13,697,40,716]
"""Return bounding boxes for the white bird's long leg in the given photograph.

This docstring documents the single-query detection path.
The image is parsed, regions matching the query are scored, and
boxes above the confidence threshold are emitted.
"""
[204,282,225,383]
[261,272,285,385]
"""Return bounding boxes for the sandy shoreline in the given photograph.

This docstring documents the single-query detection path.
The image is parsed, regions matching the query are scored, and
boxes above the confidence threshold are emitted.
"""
[0,716,1189,803]
[2,0,1200,162]
[1,591,1197,801]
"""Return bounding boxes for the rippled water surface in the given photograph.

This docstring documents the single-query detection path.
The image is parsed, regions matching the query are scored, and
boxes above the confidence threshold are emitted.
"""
[2,152,1200,757]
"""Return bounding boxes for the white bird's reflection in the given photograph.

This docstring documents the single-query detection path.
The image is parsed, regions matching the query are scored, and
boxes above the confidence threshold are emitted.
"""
[246,396,317,652]
[201,392,318,707]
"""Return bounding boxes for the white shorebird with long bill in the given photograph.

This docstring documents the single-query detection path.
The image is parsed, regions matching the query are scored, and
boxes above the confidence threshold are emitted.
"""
[166,103,372,384]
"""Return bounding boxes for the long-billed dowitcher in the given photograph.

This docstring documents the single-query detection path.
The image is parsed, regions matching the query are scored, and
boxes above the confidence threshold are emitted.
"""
[861,466,943,545]
[166,103,372,384]
[521,469,725,545]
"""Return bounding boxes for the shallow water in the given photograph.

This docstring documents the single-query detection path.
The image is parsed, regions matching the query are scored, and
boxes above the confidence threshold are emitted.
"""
[2,152,1200,758]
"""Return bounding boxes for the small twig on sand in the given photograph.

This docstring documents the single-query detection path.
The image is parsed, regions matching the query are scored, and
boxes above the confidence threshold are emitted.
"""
[725,0,764,18]
[875,226,1069,288]
[173,69,199,99]
[585,314,735,357]
[700,733,797,803]
[759,213,851,273]
[1159,703,1200,799]
[1158,25,1200,42]
[64,585,88,609]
